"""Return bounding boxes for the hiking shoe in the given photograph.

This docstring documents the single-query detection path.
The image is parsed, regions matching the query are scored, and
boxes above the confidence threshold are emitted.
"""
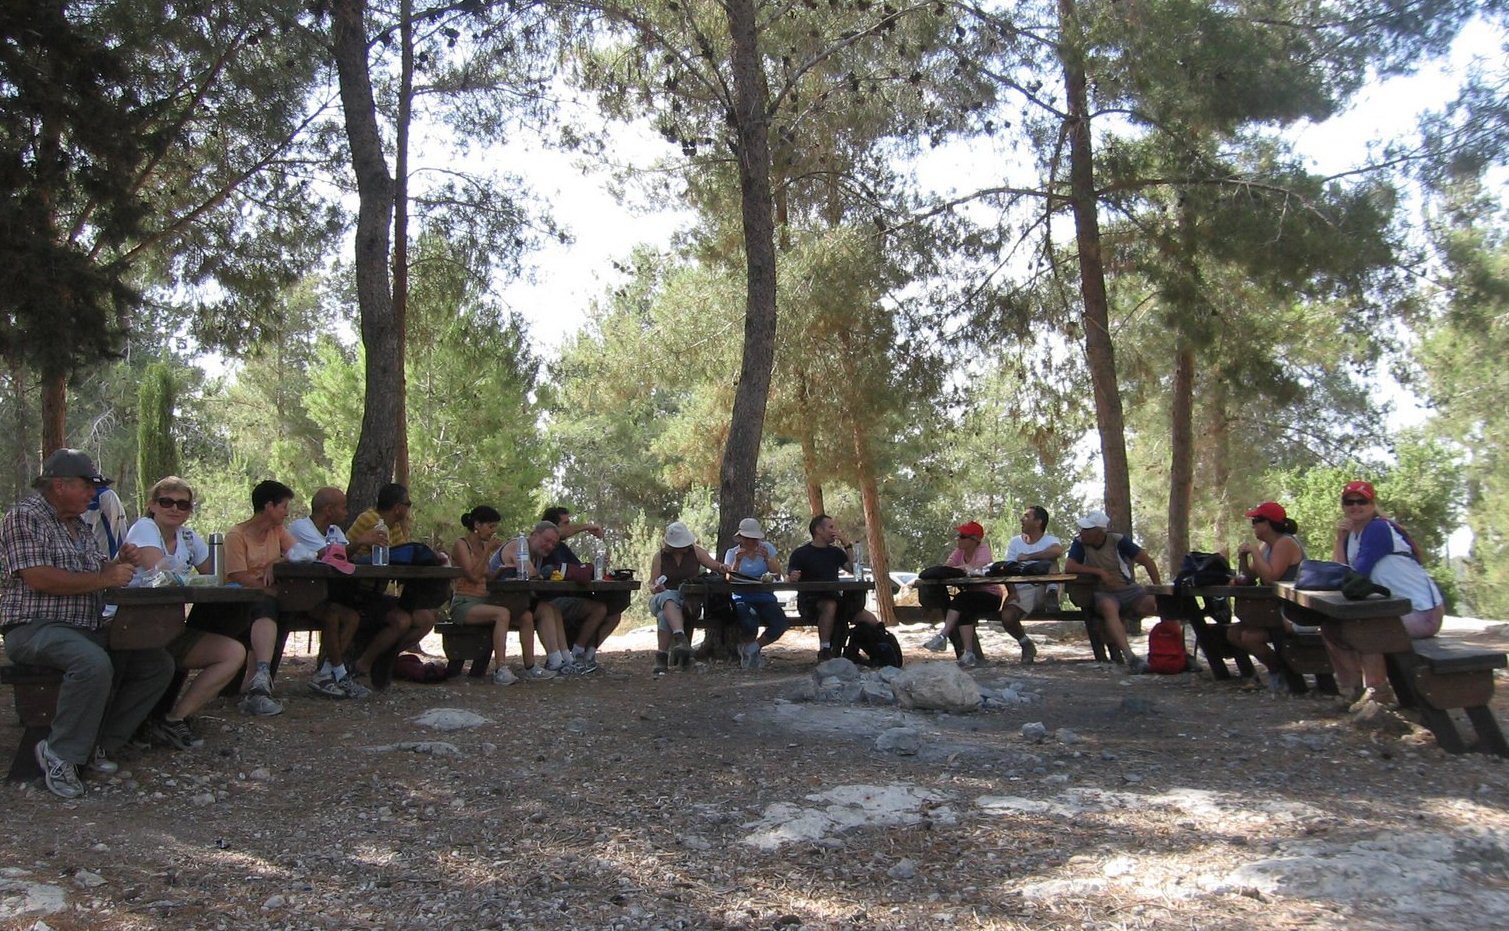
[1019,639,1037,665]
[923,633,948,652]
[958,650,979,668]
[740,643,763,670]
[35,739,84,799]
[336,674,371,699]
[249,667,273,695]
[87,746,119,776]
[239,691,284,716]
[521,665,557,681]
[150,717,205,750]
[653,652,669,677]
[1126,655,1148,676]
[817,647,834,662]
[309,671,346,698]
[576,657,599,675]
[492,666,519,686]
[128,722,157,751]
[1349,685,1397,713]
[670,632,693,667]
[555,660,587,677]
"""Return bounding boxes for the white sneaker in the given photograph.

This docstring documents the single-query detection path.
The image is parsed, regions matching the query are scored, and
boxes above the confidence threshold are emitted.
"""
[309,671,346,698]
[923,633,947,652]
[492,666,518,685]
[521,665,557,681]
[35,739,84,799]
[335,674,371,699]
[87,746,119,776]
[958,650,979,668]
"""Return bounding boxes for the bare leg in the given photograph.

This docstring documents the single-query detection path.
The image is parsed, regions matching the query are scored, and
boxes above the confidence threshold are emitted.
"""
[515,611,537,668]
[240,615,278,690]
[355,607,411,675]
[172,634,245,720]
[400,608,437,652]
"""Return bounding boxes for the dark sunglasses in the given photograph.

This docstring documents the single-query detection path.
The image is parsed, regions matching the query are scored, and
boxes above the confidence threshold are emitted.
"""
[1341,497,1370,506]
[1250,517,1267,526]
[156,497,194,511]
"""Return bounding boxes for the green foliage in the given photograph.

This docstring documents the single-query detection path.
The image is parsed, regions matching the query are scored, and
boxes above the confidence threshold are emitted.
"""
[135,361,179,505]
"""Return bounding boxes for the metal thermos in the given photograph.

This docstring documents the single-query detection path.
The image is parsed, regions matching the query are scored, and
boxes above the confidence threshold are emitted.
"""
[207,533,224,582]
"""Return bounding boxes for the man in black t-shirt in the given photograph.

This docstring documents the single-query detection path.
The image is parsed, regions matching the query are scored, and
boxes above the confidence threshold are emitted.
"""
[787,514,882,661]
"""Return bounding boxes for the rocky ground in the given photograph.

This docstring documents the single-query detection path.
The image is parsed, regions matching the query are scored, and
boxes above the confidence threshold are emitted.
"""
[2,617,1508,931]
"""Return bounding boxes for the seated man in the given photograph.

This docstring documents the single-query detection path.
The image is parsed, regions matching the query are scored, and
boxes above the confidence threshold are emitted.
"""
[492,521,579,677]
[0,450,174,798]
[287,486,382,699]
[996,506,1065,664]
[345,483,429,674]
[787,514,882,662]
[538,505,611,673]
[1063,510,1161,674]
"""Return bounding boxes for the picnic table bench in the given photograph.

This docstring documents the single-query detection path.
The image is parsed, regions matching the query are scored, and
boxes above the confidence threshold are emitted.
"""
[1276,583,1508,756]
[910,574,1113,660]
[1147,583,1337,694]
[676,577,875,661]
[2,584,262,780]
[437,578,643,676]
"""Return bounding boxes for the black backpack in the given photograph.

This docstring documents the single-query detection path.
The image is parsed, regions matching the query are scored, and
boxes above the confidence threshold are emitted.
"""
[1174,551,1233,592]
[839,621,903,669]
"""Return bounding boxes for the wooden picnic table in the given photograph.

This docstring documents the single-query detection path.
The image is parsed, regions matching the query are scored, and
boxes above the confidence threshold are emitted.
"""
[913,573,1117,660]
[1147,582,1336,693]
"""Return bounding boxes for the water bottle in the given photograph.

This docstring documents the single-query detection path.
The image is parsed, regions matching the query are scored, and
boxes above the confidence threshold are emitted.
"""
[325,524,341,549]
[515,531,529,579]
[852,541,864,581]
[372,519,389,566]
[593,552,606,581]
[207,532,224,582]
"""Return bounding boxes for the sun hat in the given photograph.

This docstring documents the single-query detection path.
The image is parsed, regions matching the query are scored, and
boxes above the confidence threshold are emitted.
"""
[319,542,357,575]
[955,520,985,539]
[664,521,696,549]
[1076,510,1111,530]
[736,517,764,539]
[1341,480,1376,502]
[37,448,110,485]
[1245,502,1287,523]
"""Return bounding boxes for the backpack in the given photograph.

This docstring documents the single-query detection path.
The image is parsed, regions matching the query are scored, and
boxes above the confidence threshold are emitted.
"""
[1145,619,1188,674]
[840,621,904,669]
[987,559,1055,577]
[388,542,442,566]
[1173,551,1233,592]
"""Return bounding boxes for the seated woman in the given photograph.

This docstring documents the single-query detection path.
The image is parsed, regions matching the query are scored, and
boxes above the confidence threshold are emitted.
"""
[1329,480,1445,710]
[449,505,531,685]
[922,521,1002,668]
[126,476,248,749]
[722,518,785,669]
[648,521,726,675]
[1228,501,1304,692]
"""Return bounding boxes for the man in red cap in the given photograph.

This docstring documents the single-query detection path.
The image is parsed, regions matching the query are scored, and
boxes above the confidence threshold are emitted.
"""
[0,450,175,798]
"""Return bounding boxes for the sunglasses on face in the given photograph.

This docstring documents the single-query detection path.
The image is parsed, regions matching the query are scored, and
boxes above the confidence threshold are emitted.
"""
[1341,497,1370,506]
[156,497,193,511]
[1250,517,1267,526]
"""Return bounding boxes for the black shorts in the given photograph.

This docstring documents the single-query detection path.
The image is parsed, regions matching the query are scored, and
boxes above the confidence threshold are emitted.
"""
[949,590,1001,625]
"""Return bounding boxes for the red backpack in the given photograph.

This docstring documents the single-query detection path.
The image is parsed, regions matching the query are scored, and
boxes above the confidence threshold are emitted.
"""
[1145,619,1188,674]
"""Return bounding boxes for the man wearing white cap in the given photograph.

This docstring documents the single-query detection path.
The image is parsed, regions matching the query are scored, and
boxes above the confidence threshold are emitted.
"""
[648,521,726,674]
[0,449,175,798]
[1064,510,1162,674]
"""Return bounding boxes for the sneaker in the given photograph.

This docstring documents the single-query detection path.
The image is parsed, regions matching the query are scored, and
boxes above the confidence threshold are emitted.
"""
[238,691,284,716]
[1126,655,1148,676]
[492,666,518,686]
[87,746,119,776]
[128,722,157,751]
[150,717,205,750]
[923,633,948,652]
[740,643,763,670]
[1019,639,1037,665]
[1349,684,1397,713]
[35,739,84,799]
[670,632,693,667]
[958,650,979,668]
[335,674,371,699]
[249,667,273,695]
[653,652,669,677]
[521,665,558,681]
[817,647,834,662]
[309,671,346,698]
[555,660,587,677]
[576,658,599,675]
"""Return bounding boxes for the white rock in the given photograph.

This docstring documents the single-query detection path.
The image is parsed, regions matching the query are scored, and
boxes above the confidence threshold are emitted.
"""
[73,871,105,889]
[1055,728,1082,745]
[411,708,493,731]
[875,727,921,755]
[887,858,918,880]
[891,662,981,713]
[1020,722,1047,742]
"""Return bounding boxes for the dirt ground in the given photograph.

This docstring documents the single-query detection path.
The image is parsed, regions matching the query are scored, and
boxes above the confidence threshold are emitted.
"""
[2,617,1507,931]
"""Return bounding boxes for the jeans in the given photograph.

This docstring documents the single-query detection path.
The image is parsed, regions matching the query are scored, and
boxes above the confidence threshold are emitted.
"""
[734,600,789,641]
[3,618,175,763]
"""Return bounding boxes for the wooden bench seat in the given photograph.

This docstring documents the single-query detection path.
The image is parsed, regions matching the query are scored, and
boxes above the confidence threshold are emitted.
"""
[435,622,492,677]
[0,662,62,780]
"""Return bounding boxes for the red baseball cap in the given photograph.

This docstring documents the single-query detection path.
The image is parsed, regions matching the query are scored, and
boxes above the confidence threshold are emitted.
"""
[1244,501,1287,523]
[956,521,985,539]
[1341,480,1376,502]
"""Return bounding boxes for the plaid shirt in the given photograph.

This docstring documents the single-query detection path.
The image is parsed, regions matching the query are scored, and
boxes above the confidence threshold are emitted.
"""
[0,492,108,630]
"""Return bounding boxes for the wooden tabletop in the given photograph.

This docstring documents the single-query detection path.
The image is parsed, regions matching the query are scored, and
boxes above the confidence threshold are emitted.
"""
[913,573,1082,587]
[106,585,265,604]
[1274,582,1411,618]
[275,563,461,581]
[488,579,641,594]
[1147,583,1277,600]
[679,578,874,594]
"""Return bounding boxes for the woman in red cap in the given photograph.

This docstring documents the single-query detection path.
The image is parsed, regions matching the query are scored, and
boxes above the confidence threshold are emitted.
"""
[922,521,1001,666]
[1227,501,1304,691]
[1328,480,1444,709]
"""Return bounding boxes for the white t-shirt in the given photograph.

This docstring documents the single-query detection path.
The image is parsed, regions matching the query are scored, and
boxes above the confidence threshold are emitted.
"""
[288,517,348,563]
[124,516,209,584]
[1006,533,1062,563]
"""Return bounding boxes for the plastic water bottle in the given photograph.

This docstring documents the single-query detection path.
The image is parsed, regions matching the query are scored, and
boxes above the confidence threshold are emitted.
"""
[372,519,389,566]
[593,552,606,581]
[852,541,864,581]
[325,524,341,548]
[515,531,529,579]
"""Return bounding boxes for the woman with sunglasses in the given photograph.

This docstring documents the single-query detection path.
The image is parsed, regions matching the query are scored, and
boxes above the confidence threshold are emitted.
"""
[922,521,1001,667]
[1329,480,1444,709]
[1227,501,1304,691]
[123,477,248,750]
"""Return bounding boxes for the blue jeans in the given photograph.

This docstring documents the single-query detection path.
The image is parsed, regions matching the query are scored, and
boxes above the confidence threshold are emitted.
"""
[3,618,175,763]
[734,600,789,641]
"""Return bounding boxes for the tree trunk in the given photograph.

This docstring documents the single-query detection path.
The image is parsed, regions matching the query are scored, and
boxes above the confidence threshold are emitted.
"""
[392,0,413,488]
[1167,345,1195,567]
[8,355,32,501]
[797,383,825,516]
[851,422,896,626]
[332,0,398,514]
[715,0,778,554]
[1209,376,1233,547]
[40,372,66,455]
[1058,0,1132,532]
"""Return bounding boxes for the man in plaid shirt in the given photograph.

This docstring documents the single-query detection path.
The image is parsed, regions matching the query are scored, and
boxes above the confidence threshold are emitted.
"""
[1,450,174,798]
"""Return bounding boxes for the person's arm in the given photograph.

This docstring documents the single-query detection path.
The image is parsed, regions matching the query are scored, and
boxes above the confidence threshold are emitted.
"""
[561,521,605,541]
[1019,540,1065,561]
[763,543,783,576]
[1251,535,1302,584]
[696,546,726,574]
[1121,538,1161,585]
[1332,520,1351,563]
[944,547,965,568]
[187,530,213,575]
[18,561,135,594]
[786,548,805,582]
[1350,520,1394,575]
[649,551,666,592]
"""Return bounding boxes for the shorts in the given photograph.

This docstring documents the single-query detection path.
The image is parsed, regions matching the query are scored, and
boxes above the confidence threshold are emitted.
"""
[796,590,867,625]
[547,596,597,624]
[1006,584,1044,615]
[450,594,487,625]
[166,626,209,666]
[949,590,1001,625]
[1095,585,1151,615]
[651,589,685,632]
